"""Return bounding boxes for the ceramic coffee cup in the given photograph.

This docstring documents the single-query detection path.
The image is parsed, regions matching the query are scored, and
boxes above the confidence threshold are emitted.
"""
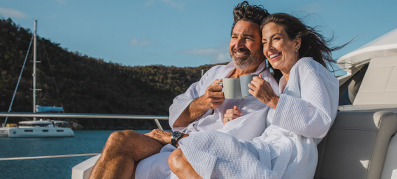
[220,78,242,99]
[240,74,257,99]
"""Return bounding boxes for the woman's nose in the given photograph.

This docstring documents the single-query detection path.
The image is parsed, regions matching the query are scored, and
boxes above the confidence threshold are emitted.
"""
[264,42,273,51]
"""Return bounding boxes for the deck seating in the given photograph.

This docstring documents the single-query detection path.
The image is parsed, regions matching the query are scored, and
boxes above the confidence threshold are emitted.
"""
[315,111,397,179]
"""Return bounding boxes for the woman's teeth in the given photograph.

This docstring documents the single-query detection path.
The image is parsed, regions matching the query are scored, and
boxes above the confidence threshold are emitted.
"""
[270,53,280,59]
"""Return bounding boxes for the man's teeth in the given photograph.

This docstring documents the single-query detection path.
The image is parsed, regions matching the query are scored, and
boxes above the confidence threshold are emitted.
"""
[270,53,280,59]
[236,52,246,55]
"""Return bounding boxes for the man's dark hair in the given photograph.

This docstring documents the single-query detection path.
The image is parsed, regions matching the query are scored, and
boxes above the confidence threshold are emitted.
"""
[231,1,269,34]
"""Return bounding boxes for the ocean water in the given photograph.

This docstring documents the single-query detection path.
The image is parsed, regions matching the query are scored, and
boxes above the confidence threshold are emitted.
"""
[0,130,151,179]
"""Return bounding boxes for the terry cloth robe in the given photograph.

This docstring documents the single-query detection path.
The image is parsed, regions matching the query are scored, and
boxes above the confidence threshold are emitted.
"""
[176,57,339,179]
[134,60,279,179]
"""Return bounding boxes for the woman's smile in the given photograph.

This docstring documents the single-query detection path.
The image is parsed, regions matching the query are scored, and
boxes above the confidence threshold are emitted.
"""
[269,52,281,61]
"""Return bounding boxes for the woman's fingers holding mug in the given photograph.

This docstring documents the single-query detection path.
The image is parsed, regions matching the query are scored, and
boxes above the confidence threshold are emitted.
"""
[232,106,243,116]
[223,107,243,124]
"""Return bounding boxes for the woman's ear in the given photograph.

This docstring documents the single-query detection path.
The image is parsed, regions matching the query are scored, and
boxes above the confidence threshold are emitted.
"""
[294,38,302,50]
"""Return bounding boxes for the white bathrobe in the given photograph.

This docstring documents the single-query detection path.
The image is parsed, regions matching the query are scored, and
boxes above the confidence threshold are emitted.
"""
[177,57,339,179]
[135,60,279,179]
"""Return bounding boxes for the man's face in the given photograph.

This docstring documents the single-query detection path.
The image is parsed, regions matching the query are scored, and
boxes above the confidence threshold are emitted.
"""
[229,20,264,70]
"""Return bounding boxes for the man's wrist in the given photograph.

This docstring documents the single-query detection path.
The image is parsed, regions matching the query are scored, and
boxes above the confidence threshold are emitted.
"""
[193,96,210,111]
[171,131,183,147]
[174,134,188,147]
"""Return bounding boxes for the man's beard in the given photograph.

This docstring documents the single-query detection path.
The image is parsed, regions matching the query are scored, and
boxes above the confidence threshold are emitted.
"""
[231,48,263,70]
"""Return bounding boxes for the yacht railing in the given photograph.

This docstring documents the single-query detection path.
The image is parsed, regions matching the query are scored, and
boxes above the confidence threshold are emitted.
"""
[0,112,168,130]
[0,153,101,161]
[0,112,168,161]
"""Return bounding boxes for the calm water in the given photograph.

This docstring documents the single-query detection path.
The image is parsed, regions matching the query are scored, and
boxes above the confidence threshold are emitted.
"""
[0,130,151,179]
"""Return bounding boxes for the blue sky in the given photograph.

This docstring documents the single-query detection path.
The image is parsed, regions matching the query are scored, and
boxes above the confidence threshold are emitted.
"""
[1,0,397,76]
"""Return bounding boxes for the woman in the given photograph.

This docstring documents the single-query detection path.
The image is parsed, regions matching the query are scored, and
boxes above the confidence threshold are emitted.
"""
[168,13,342,179]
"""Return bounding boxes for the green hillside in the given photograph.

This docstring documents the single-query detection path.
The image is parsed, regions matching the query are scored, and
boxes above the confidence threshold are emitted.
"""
[0,18,221,130]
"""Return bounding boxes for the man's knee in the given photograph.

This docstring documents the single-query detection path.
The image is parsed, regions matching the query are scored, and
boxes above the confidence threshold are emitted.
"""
[168,148,185,173]
[103,130,140,155]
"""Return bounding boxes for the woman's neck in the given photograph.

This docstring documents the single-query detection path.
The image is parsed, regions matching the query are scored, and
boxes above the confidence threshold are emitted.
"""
[282,72,289,82]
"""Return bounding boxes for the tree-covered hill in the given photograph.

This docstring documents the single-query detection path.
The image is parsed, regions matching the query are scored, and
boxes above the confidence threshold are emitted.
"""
[0,18,223,130]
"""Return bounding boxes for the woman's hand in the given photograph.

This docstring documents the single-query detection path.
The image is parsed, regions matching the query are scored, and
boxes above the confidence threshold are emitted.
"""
[223,106,243,125]
[248,74,279,109]
[145,129,171,145]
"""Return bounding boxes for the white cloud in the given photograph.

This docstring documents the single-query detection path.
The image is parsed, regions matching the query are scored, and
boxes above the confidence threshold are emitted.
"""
[161,0,184,11]
[143,0,184,11]
[0,7,27,19]
[129,38,138,46]
[55,0,66,4]
[129,37,151,47]
[144,0,155,7]
[179,44,231,64]
[297,3,322,14]
[214,52,231,63]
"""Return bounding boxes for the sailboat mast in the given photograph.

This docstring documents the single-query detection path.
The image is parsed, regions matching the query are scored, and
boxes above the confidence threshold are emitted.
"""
[33,20,37,121]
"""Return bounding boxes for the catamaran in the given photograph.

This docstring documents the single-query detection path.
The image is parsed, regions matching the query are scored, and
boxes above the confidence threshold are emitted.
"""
[0,20,74,138]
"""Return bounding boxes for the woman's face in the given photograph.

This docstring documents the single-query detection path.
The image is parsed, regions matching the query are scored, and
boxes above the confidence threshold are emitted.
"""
[262,22,301,74]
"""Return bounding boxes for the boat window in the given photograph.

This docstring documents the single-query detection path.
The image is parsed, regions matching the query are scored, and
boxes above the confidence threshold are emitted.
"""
[24,130,33,132]
[43,130,49,132]
[339,64,368,105]
[57,130,64,132]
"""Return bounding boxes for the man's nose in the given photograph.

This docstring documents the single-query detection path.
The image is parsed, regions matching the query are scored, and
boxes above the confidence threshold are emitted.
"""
[235,37,245,49]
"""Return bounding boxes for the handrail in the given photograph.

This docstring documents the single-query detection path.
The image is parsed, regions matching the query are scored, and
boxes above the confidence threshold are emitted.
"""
[0,112,169,162]
[0,112,168,129]
[0,112,169,120]
[0,153,101,161]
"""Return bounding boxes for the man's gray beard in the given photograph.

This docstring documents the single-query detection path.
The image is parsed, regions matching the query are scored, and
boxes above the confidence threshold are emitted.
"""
[232,53,263,70]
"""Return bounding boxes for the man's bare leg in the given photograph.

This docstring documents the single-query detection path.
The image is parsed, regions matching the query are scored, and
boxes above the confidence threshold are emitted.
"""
[168,148,203,179]
[89,130,164,179]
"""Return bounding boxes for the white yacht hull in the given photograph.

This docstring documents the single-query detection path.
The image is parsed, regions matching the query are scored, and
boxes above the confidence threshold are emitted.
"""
[0,127,11,137]
[8,127,74,138]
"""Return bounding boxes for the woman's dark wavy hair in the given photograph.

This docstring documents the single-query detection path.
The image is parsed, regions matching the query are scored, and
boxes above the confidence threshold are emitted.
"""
[260,13,349,82]
[231,1,269,35]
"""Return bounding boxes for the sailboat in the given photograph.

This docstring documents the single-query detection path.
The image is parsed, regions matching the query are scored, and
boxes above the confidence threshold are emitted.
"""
[0,20,74,138]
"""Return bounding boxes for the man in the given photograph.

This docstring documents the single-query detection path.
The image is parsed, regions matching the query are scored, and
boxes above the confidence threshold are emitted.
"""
[89,1,277,178]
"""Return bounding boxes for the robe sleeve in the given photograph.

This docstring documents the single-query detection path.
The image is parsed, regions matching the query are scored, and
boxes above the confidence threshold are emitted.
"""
[271,66,339,138]
[168,66,222,131]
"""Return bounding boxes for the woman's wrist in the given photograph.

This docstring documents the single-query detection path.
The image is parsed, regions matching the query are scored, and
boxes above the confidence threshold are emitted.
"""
[268,96,279,109]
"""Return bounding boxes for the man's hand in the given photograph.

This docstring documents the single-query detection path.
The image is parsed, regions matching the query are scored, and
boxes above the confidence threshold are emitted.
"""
[198,79,225,110]
[223,106,243,125]
[145,129,172,145]
[173,79,225,128]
